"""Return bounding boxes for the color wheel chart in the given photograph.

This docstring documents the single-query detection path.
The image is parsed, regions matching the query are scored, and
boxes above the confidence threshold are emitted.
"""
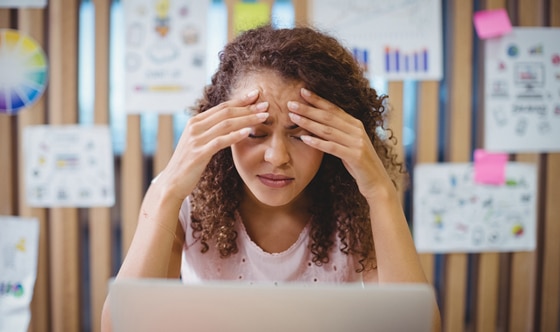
[0,29,48,114]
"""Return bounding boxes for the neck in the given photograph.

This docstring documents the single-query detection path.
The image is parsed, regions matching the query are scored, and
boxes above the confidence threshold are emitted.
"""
[237,192,312,254]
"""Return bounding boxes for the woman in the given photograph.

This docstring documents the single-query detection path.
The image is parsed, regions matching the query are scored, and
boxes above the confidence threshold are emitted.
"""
[102,24,441,331]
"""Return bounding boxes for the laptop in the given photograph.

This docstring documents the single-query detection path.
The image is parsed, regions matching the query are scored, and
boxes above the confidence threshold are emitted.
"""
[109,278,434,332]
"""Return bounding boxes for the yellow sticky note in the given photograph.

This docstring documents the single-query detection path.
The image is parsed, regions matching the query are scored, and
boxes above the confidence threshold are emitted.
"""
[233,2,271,36]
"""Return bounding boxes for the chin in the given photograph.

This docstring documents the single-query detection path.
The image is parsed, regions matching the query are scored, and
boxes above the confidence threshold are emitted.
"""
[249,189,299,208]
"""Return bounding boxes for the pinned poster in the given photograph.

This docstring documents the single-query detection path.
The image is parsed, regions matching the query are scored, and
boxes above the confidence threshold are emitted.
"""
[309,0,443,81]
[485,27,560,152]
[0,29,48,114]
[123,0,209,113]
[413,163,537,253]
[0,216,39,332]
[0,0,47,8]
[233,2,270,36]
[23,125,115,207]
[473,8,512,39]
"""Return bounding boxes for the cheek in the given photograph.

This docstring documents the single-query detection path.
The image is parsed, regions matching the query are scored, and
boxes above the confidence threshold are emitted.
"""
[231,141,261,165]
[294,146,323,169]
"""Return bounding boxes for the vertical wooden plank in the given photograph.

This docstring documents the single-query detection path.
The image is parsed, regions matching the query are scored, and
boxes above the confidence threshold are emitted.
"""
[16,8,50,332]
[474,1,505,330]
[0,10,14,216]
[0,115,14,214]
[509,1,543,331]
[292,0,307,26]
[415,81,439,284]
[225,0,235,41]
[154,115,174,175]
[89,1,112,331]
[444,1,473,331]
[121,115,143,256]
[47,0,81,331]
[475,252,500,331]
[540,155,560,331]
[539,4,560,331]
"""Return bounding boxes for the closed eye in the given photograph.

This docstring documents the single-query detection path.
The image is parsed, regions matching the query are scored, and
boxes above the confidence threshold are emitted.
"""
[248,133,267,139]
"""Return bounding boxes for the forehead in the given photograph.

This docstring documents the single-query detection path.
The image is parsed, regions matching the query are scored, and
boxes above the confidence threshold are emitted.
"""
[231,70,305,103]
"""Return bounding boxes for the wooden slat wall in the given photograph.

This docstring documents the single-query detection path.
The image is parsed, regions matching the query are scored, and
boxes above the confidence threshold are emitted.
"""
[0,1,558,331]
[89,1,112,332]
[473,4,503,332]
[47,1,81,332]
[509,2,544,331]
[540,4,560,332]
[15,8,50,332]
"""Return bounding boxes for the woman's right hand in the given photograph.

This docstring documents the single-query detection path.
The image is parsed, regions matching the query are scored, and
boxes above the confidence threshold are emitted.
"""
[156,89,269,202]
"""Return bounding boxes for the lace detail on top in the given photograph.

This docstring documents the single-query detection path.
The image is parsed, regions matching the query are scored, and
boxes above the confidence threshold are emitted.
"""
[179,197,364,285]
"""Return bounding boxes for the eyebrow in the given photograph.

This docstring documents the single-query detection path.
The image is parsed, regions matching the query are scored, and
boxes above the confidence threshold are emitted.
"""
[262,119,300,130]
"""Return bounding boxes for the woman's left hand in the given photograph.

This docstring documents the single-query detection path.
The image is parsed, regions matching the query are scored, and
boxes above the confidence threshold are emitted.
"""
[287,88,393,200]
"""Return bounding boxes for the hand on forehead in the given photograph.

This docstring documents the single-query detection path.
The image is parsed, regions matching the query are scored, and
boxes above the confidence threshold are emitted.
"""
[232,71,308,109]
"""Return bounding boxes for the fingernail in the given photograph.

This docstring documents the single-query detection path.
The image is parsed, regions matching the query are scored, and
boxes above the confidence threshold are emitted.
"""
[255,101,269,111]
[288,112,300,121]
[287,101,298,110]
[256,112,269,120]
[239,128,251,135]
[246,89,259,99]
[301,88,311,97]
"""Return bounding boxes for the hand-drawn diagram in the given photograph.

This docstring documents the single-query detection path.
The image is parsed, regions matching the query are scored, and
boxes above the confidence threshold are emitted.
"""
[124,0,208,113]
[413,163,537,253]
[309,0,442,81]
[0,216,39,332]
[485,27,560,152]
[23,125,115,207]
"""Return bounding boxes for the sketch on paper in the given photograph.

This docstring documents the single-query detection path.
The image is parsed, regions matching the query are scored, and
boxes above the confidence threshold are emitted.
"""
[0,216,39,332]
[124,0,209,113]
[413,163,537,253]
[23,125,115,207]
[485,27,560,152]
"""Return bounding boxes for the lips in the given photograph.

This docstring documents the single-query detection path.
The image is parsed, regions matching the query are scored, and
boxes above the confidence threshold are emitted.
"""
[257,173,294,188]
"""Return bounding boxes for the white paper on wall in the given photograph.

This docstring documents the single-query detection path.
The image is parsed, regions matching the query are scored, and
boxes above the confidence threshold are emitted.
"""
[309,0,443,81]
[124,0,209,113]
[413,163,537,253]
[484,27,560,152]
[0,216,39,332]
[23,125,115,207]
[0,0,47,8]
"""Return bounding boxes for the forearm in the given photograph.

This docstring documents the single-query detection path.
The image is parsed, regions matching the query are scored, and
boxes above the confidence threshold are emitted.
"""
[117,182,185,279]
[367,185,441,332]
[367,186,427,284]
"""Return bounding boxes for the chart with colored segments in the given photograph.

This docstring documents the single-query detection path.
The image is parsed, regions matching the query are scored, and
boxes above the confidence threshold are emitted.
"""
[0,29,48,114]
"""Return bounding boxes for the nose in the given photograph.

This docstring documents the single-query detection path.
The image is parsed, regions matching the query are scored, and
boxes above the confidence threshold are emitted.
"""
[264,135,290,166]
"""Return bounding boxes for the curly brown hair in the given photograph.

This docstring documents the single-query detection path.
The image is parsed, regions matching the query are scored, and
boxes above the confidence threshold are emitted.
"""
[190,25,406,273]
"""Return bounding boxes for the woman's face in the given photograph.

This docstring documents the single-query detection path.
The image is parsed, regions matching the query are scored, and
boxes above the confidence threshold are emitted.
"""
[230,70,324,208]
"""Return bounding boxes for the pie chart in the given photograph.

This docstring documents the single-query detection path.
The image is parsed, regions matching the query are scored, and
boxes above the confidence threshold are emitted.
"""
[0,29,48,114]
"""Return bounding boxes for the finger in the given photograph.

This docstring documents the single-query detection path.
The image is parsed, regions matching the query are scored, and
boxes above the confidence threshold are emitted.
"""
[299,88,357,124]
[298,134,354,161]
[200,109,269,143]
[190,98,269,139]
[288,111,356,148]
[194,88,261,121]
[287,100,358,136]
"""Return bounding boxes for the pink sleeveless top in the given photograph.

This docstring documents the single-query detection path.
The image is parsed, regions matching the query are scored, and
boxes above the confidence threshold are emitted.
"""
[179,198,365,285]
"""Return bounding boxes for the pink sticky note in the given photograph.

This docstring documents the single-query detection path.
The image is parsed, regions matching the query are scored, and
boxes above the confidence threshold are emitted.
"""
[474,149,508,185]
[473,9,512,39]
